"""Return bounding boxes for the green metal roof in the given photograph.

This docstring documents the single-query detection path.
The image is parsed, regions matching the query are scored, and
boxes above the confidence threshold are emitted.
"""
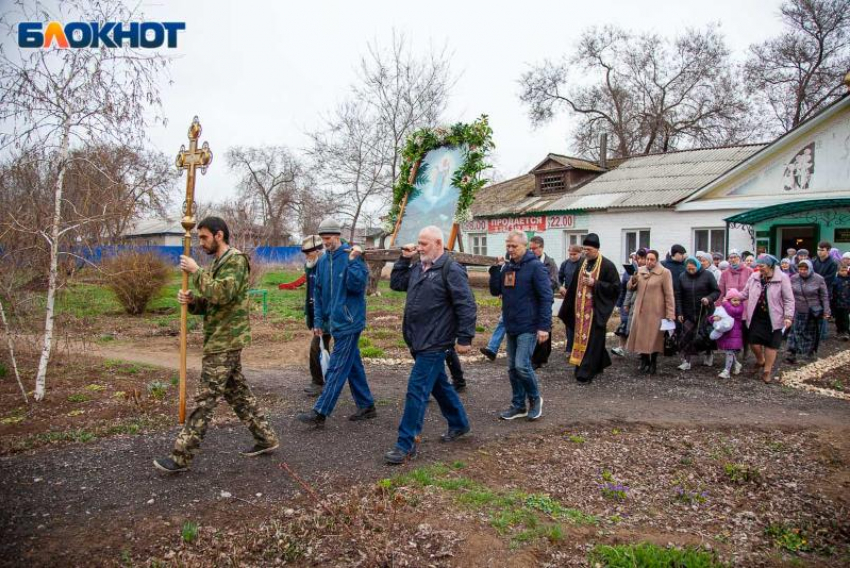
[724,198,850,226]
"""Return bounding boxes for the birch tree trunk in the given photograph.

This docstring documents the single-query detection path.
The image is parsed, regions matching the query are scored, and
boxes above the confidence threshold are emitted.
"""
[34,123,71,401]
[0,298,28,403]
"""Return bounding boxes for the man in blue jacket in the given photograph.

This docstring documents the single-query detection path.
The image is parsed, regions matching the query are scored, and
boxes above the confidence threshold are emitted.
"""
[489,230,553,421]
[296,218,376,426]
[384,226,476,464]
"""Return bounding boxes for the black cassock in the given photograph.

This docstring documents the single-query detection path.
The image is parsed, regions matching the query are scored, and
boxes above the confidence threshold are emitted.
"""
[558,255,620,382]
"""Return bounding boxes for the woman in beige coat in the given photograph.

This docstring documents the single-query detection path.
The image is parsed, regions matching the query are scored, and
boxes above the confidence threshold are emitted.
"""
[626,250,676,374]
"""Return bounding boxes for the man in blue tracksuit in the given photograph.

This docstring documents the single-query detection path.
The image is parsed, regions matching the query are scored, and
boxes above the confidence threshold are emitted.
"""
[384,226,476,464]
[296,218,376,426]
[489,230,553,421]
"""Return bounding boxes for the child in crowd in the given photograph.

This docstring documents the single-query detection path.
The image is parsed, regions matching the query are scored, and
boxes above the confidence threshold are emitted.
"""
[831,264,850,341]
[714,288,745,379]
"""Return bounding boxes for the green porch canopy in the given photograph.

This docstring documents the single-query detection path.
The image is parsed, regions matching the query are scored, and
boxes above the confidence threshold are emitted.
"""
[725,198,850,226]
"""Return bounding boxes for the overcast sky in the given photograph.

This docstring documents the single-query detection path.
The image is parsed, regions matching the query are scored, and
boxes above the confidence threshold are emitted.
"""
[7,0,789,209]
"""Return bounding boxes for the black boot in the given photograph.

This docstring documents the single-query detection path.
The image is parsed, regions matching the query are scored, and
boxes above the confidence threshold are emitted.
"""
[639,354,649,373]
[649,353,658,375]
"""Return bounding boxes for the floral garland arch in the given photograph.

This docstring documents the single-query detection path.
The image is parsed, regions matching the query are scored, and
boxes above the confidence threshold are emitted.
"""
[383,115,495,236]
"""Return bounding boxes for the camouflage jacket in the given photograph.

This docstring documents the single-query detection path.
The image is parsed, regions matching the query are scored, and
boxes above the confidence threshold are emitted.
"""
[187,247,251,354]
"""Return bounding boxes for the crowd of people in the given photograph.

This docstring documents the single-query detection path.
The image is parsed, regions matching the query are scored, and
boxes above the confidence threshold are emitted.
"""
[558,239,850,384]
[153,215,850,472]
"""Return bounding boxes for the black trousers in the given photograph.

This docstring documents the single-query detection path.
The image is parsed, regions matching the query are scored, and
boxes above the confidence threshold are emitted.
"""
[309,333,332,385]
[834,307,849,335]
[445,348,465,387]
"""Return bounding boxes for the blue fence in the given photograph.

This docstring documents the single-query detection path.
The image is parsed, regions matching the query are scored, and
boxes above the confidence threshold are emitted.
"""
[73,245,302,266]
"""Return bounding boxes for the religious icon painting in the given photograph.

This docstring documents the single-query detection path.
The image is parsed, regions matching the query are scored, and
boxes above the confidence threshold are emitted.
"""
[386,116,495,252]
[392,145,466,248]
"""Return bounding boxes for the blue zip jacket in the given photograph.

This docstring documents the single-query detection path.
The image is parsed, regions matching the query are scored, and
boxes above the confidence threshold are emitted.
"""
[390,252,477,354]
[312,243,368,337]
[489,250,553,335]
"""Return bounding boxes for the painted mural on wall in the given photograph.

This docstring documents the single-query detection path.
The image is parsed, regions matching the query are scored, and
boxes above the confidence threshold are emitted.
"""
[782,143,814,191]
[726,112,850,197]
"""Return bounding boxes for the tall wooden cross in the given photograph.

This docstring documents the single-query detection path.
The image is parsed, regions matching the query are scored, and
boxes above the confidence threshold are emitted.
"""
[174,116,213,423]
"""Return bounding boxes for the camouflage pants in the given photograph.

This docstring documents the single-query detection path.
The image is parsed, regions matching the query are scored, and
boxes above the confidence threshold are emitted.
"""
[172,350,278,467]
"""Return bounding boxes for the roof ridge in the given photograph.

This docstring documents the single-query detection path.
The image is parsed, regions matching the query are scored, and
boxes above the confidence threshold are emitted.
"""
[622,142,769,160]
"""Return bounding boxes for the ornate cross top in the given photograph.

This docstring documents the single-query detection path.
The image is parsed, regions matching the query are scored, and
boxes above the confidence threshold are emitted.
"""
[175,116,213,233]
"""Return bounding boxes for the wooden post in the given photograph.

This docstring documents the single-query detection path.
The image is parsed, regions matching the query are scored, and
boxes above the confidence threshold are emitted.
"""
[174,117,213,423]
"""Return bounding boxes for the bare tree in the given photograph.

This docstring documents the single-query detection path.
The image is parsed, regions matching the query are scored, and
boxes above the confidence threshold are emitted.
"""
[0,0,171,400]
[225,146,309,245]
[355,31,455,196]
[309,33,455,242]
[519,25,754,158]
[308,100,391,243]
[745,0,850,133]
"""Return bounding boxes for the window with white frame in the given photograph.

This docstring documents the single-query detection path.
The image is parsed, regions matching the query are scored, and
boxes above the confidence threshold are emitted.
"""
[563,231,587,254]
[623,229,651,262]
[468,233,487,256]
[693,228,725,255]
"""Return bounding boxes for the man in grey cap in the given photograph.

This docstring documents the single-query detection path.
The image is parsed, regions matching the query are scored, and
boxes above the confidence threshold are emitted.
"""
[296,218,377,426]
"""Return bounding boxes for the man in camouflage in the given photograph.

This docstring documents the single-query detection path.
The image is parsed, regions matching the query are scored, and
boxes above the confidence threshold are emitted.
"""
[154,216,278,473]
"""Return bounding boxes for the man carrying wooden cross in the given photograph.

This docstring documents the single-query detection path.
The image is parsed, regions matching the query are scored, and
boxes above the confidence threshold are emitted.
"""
[154,216,279,473]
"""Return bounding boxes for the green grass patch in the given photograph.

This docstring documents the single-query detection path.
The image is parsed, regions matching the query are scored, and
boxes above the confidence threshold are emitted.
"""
[360,346,386,358]
[568,434,586,444]
[0,362,8,378]
[67,393,91,403]
[85,384,106,391]
[588,542,726,567]
[181,521,199,544]
[147,380,168,400]
[765,523,811,553]
[723,462,761,484]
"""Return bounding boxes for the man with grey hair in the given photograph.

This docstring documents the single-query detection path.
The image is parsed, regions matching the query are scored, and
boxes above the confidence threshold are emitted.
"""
[386,226,476,463]
[489,230,552,421]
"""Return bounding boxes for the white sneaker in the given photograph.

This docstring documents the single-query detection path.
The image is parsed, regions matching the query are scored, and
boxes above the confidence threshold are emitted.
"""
[703,353,714,367]
[718,369,731,379]
[678,361,691,371]
[611,347,625,357]
[732,361,742,375]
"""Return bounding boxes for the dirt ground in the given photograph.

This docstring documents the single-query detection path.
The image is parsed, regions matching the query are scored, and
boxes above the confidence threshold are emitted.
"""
[1,332,849,567]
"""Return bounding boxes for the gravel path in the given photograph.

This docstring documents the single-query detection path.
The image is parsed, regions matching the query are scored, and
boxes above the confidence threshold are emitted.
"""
[2,346,849,566]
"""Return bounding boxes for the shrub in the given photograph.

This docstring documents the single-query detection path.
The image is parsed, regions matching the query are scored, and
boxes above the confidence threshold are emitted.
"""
[101,251,170,315]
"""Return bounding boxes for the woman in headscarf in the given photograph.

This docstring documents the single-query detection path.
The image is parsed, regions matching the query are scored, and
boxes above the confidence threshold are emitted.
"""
[780,258,795,276]
[697,251,721,283]
[626,250,675,375]
[786,259,830,363]
[676,256,720,370]
[719,249,753,299]
[738,255,794,383]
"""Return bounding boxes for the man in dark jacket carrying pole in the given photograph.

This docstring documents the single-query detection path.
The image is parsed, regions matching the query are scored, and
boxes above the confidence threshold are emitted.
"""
[385,226,476,464]
[296,218,376,427]
[489,230,553,421]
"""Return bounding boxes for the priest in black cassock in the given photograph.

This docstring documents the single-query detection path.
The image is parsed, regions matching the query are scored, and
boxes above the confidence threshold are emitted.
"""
[558,233,620,383]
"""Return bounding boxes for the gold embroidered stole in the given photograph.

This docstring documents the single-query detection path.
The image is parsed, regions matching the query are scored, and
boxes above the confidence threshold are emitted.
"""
[569,254,604,366]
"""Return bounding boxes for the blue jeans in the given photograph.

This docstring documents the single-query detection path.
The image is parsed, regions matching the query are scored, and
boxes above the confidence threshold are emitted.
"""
[487,316,506,353]
[314,332,374,417]
[396,350,469,453]
[506,332,540,410]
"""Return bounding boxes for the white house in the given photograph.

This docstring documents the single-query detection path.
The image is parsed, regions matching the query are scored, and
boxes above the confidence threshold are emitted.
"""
[466,89,850,267]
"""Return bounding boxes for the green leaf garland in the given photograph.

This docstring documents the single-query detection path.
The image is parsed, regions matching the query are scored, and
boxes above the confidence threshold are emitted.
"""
[384,114,495,234]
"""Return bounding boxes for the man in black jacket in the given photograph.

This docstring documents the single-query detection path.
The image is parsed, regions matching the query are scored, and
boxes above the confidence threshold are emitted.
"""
[384,226,476,464]
[558,245,583,354]
[529,236,559,369]
[300,235,331,396]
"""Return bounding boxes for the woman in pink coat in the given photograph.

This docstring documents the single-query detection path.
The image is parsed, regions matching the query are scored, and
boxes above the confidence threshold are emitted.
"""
[738,255,795,383]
